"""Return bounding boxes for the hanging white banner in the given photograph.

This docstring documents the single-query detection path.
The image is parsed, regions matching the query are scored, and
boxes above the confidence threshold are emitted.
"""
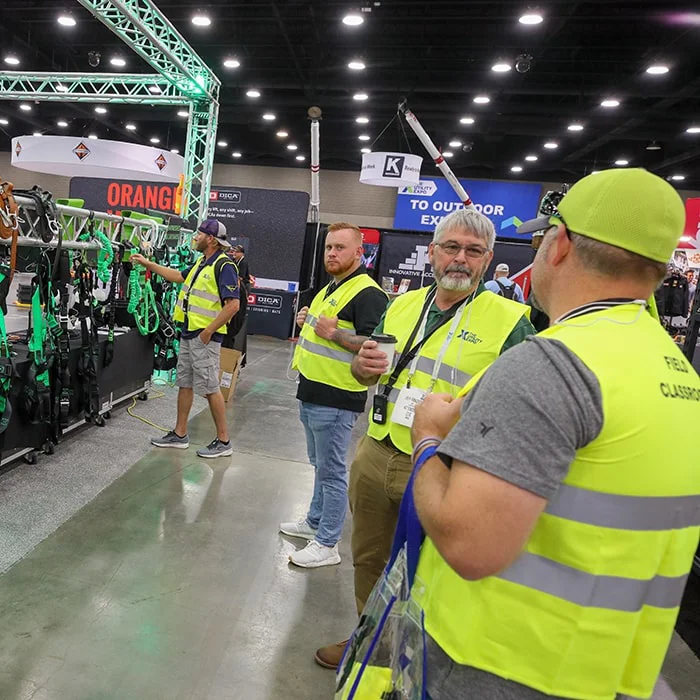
[11,135,184,182]
[359,151,422,187]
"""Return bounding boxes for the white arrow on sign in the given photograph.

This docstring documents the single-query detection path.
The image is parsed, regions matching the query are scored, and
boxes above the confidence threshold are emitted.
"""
[398,180,438,196]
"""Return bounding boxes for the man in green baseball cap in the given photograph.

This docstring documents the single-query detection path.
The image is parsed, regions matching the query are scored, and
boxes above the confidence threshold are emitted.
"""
[375,168,700,700]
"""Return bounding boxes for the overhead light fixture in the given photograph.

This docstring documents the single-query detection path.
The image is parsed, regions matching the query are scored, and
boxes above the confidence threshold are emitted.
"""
[276,130,289,138]
[360,148,371,154]
[342,13,364,26]
[32,131,42,137]
[19,104,32,112]
[57,14,76,27]
[4,55,20,66]
[348,60,366,70]
[88,134,98,140]
[177,110,189,118]
[148,85,162,94]
[525,154,538,162]
[356,117,370,125]
[473,95,490,104]
[150,136,160,144]
[449,140,462,148]
[57,120,69,128]
[686,126,700,134]
[601,99,620,108]
[353,92,369,101]
[110,56,126,68]
[262,113,276,121]
[519,12,544,25]
[567,123,584,131]
[646,141,662,151]
[0,118,8,126]
[443,151,454,158]
[94,106,107,114]
[223,58,241,69]
[246,89,261,98]
[491,62,512,72]
[671,174,685,181]
[217,140,228,147]
[296,155,306,161]
[646,64,669,75]
[191,12,211,27]
[358,134,370,141]
[287,144,298,151]
[614,159,629,166]
[170,148,179,154]
[232,151,242,158]
[543,141,558,149]
[125,123,137,131]
[460,116,475,125]
[56,84,69,93]
[511,165,523,173]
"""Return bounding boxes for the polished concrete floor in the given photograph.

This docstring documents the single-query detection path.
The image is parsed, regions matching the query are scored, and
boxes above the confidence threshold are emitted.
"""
[0,336,697,700]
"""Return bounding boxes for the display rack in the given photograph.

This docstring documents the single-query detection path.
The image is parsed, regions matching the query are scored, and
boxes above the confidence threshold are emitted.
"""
[14,194,192,251]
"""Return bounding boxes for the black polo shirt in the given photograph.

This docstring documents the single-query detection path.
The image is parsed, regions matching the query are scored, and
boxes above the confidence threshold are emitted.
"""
[296,266,388,413]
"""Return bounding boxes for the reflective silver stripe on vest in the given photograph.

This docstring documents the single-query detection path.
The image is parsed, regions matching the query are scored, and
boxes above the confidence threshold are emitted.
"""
[297,336,354,363]
[306,313,318,328]
[547,485,700,531]
[185,302,218,319]
[498,552,688,612]
[189,288,220,304]
[382,357,472,400]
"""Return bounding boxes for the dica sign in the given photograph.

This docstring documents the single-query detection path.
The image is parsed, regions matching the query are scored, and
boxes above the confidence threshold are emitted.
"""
[360,152,423,187]
[394,176,542,238]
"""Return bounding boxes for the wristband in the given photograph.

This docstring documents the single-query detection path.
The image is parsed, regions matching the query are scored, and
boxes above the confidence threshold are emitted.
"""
[411,437,442,463]
[413,444,439,471]
[411,436,442,464]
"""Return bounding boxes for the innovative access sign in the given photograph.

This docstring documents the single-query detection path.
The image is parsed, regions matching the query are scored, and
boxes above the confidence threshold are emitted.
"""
[393,177,542,238]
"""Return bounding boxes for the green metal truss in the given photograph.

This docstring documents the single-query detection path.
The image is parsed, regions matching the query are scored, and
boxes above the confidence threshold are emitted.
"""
[0,72,186,105]
[0,1,220,221]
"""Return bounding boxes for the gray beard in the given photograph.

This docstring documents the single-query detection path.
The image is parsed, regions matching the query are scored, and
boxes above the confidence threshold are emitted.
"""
[436,270,474,292]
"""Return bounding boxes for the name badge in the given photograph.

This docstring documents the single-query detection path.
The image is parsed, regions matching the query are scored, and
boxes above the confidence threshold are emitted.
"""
[391,387,427,428]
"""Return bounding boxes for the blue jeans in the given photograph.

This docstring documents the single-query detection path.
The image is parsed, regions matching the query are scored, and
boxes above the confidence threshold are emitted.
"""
[299,401,360,547]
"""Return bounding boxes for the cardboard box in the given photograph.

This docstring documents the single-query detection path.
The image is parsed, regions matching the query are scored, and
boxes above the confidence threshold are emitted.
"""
[219,347,243,402]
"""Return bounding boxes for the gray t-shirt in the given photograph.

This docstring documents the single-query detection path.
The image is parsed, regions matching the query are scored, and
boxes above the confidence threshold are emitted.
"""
[428,335,606,700]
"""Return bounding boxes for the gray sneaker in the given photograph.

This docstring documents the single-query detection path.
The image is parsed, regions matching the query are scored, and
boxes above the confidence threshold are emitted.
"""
[151,430,189,449]
[196,438,233,459]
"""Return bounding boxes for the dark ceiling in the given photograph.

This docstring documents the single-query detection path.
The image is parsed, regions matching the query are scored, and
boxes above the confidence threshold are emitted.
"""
[2,1,700,189]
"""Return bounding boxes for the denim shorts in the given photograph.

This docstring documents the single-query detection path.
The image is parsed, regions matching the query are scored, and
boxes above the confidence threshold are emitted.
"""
[176,336,221,396]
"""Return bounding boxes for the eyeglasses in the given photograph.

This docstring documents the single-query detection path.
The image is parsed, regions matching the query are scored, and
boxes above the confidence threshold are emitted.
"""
[435,242,489,259]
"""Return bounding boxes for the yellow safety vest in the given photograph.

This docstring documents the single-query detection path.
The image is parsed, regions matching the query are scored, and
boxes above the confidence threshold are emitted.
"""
[292,273,385,392]
[367,286,530,454]
[173,253,236,334]
[416,304,700,700]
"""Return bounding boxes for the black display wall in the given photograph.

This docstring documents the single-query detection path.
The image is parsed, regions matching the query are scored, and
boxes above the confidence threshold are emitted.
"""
[69,177,310,288]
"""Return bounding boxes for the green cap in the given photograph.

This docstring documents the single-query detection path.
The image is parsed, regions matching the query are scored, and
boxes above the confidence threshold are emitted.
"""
[517,168,685,263]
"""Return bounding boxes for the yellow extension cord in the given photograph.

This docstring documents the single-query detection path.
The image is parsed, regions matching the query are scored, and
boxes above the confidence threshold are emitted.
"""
[126,378,174,432]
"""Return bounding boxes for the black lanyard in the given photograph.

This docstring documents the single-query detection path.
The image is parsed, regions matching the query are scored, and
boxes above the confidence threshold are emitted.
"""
[381,286,464,396]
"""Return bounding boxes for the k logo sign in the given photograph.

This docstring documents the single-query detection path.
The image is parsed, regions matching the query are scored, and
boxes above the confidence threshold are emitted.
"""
[383,155,405,178]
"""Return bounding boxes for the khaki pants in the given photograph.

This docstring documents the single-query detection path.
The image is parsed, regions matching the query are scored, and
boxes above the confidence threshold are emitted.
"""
[349,434,412,614]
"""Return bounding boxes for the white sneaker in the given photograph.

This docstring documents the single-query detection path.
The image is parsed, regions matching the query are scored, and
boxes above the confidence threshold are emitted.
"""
[279,518,318,540]
[289,541,341,568]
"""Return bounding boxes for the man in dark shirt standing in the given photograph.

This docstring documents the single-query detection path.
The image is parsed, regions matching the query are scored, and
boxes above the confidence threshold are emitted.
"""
[280,222,387,568]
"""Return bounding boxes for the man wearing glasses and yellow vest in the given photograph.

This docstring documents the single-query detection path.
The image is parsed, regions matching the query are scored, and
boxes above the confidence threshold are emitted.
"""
[315,208,535,668]
[280,223,387,569]
[409,169,700,699]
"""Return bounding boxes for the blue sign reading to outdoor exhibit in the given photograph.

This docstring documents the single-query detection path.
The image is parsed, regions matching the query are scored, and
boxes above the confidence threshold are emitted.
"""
[393,177,542,239]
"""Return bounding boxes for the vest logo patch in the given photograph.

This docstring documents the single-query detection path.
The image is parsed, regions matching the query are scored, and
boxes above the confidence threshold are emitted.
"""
[458,330,482,344]
[327,298,338,307]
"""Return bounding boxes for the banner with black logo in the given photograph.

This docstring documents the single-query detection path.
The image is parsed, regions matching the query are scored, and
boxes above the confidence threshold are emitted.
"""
[246,290,296,339]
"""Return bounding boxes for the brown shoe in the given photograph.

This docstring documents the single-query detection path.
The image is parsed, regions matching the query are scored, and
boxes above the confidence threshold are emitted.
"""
[314,639,349,670]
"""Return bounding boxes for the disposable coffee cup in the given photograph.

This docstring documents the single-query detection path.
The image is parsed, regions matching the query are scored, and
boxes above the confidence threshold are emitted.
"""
[370,333,398,371]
